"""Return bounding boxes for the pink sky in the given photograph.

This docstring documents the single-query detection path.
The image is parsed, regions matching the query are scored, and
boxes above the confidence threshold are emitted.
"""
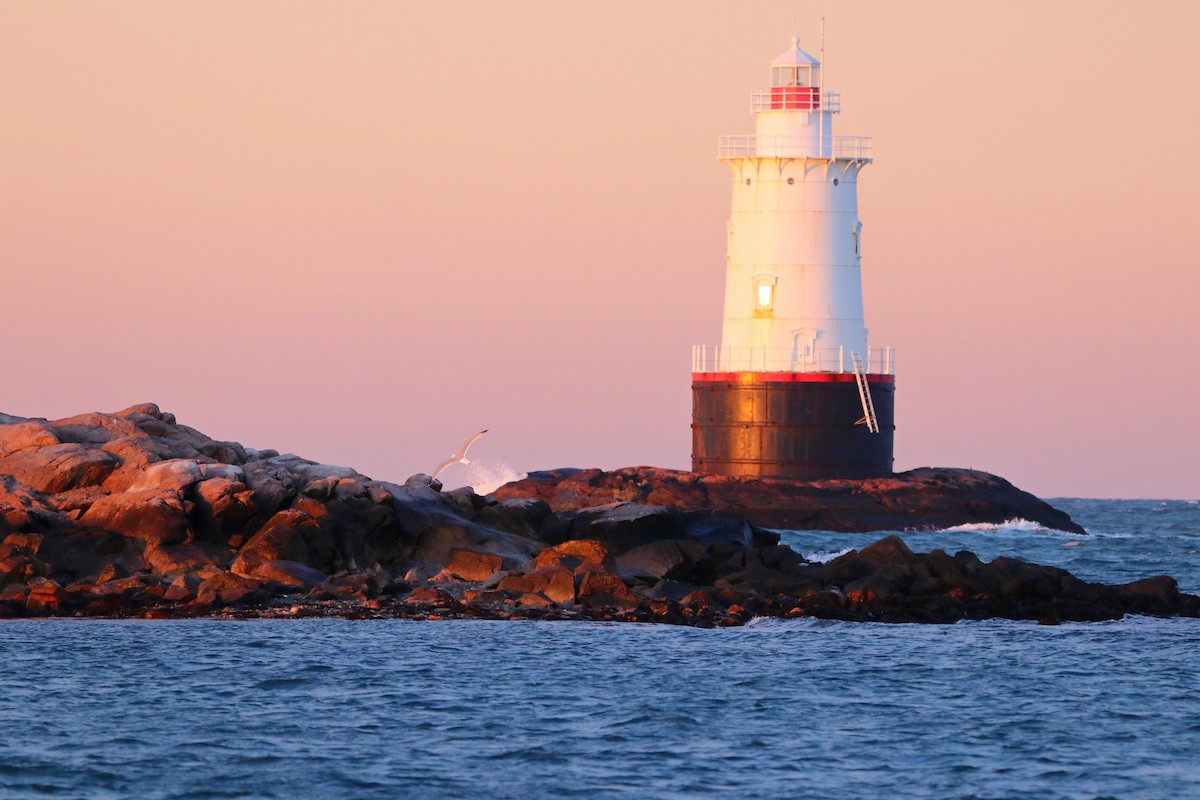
[2,1,1197,499]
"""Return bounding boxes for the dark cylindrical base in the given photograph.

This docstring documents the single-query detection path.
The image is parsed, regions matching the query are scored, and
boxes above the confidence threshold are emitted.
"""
[691,374,895,480]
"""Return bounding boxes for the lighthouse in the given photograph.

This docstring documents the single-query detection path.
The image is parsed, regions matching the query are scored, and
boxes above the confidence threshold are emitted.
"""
[691,36,895,480]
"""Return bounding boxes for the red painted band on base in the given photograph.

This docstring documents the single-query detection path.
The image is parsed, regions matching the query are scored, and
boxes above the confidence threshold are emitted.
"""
[692,372,895,384]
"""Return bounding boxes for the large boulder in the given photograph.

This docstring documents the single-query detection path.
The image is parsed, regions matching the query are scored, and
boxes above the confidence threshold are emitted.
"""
[79,489,190,546]
[443,548,504,582]
[124,459,204,493]
[0,444,120,494]
[407,521,539,570]
[534,539,609,572]
[614,539,710,584]
[230,554,326,589]
[233,509,333,571]
[577,569,638,610]
[0,420,59,458]
[566,503,687,552]
[496,566,575,604]
[0,475,68,534]
[192,477,257,540]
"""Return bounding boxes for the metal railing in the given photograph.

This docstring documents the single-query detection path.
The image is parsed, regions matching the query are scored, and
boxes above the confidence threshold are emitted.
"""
[692,344,895,375]
[751,90,842,114]
[718,134,873,161]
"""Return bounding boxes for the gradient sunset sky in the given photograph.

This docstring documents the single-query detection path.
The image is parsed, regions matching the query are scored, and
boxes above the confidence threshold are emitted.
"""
[3,1,1197,499]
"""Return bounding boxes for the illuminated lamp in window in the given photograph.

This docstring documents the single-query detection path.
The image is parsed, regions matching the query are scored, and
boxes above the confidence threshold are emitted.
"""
[753,276,776,314]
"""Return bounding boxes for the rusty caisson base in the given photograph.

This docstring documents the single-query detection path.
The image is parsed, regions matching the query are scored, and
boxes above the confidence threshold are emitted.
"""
[691,372,894,480]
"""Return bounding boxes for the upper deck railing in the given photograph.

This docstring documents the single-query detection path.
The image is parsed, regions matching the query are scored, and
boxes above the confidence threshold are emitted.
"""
[692,344,895,376]
[751,89,841,113]
[718,134,873,161]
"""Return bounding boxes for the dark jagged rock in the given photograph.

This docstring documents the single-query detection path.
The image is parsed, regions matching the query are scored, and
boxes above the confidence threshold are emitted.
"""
[494,465,1085,534]
[0,403,1191,626]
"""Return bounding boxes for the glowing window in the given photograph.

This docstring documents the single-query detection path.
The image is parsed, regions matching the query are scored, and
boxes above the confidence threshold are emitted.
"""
[753,277,776,312]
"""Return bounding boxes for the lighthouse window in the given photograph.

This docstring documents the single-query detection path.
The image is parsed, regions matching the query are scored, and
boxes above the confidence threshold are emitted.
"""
[746,178,752,186]
[787,177,795,185]
[833,178,840,186]
[753,278,776,312]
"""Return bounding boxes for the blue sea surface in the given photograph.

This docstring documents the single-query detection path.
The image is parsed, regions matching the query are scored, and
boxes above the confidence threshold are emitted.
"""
[1,499,1198,799]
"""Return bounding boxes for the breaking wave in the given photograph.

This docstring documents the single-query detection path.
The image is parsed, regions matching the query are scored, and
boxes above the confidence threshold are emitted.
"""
[459,458,527,496]
[939,518,1053,534]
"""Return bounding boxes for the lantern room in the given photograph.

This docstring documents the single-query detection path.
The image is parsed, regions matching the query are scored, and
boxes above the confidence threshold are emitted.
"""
[769,36,821,110]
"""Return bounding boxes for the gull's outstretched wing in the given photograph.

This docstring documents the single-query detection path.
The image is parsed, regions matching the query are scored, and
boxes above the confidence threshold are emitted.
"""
[456,429,489,460]
[432,430,488,479]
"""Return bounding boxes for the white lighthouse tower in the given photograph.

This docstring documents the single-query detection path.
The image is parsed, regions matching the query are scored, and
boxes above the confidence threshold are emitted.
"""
[692,36,895,479]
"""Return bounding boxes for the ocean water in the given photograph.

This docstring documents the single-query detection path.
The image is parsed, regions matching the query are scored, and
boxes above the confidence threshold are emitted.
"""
[1,499,1198,799]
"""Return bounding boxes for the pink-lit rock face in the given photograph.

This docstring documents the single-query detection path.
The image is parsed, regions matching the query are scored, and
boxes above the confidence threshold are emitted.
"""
[0,404,1195,625]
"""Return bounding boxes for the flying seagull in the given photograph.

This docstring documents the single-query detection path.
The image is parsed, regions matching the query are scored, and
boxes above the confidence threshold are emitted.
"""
[432,429,488,479]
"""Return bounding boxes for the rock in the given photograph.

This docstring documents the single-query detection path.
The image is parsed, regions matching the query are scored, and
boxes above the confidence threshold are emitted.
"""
[240,461,298,520]
[497,566,575,604]
[1,475,68,533]
[2,532,44,553]
[232,556,326,589]
[443,549,504,582]
[0,443,120,494]
[233,509,333,571]
[79,489,191,546]
[124,459,204,493]
[143,543,220,579]
[496,466,1086,534]
[475,498,566,543]
[402,586,457,608]
[1119,575,1178,599]
[567,503,686,552]
[25,577,68,613]
[614,539,710,583]
[164,574,200,602]
[577,569,638,610]
[324,571,385,599]
[194,572,264,607]
[407,521,538,570]
[88,575,166,607]
[534,539,609,572]
[516,593,552,609]
[0,551,45,585]
[192,478,256,539]
[0,420,60,458]
[44,486,108,518]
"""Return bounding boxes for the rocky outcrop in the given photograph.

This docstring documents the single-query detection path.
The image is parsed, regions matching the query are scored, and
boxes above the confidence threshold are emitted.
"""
[493,466,1085,534]
[0,403,1191,626]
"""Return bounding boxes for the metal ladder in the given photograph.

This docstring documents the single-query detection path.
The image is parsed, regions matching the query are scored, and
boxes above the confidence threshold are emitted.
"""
[851,351,879,434]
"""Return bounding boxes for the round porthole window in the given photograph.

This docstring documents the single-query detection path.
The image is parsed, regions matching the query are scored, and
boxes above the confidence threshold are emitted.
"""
[745,178,752,186]
[833,178,840,186]
[787,177,795,185]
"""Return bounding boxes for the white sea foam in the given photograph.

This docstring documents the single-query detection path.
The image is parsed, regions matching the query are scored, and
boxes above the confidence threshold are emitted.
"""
[453,457,527,496]
[938,518,1052,534]
[803,547,855,564]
